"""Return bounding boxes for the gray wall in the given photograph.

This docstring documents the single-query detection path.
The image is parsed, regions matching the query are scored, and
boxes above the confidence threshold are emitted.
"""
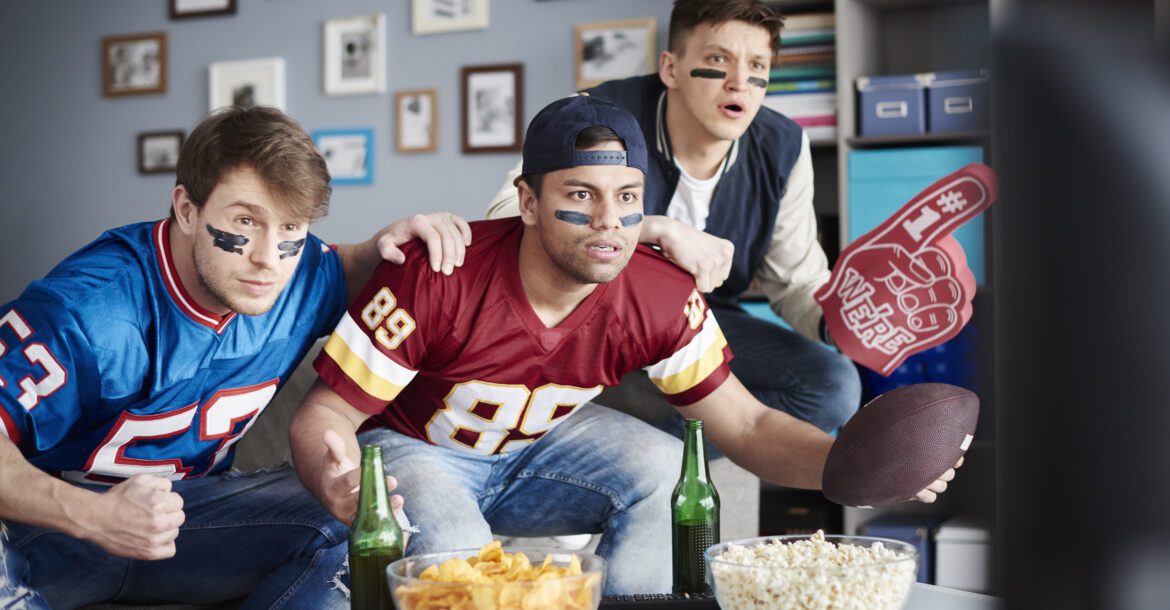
[0,0,673,302]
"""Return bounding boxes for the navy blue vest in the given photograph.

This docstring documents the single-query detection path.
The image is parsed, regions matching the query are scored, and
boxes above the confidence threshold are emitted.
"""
[588,75,805,310]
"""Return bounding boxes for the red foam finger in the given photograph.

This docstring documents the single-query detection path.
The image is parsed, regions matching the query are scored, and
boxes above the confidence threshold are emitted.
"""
[815,165,996,376]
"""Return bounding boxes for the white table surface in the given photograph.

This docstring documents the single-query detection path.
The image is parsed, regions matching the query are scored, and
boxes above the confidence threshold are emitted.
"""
[906,583,1002,609]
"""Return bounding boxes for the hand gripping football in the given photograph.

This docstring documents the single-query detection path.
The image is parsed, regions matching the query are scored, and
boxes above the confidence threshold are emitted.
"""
[815,163,997,375]
[822,383,979,508]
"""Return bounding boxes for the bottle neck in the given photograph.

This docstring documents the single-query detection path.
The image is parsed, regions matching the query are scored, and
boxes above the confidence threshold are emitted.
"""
[357,448,392,522]
[680,420,710,483]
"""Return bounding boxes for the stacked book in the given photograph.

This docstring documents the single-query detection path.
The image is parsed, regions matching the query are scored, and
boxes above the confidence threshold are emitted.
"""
[763,12,837,142]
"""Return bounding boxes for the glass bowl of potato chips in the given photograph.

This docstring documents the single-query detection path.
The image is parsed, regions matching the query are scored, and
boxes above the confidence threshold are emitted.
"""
[388,541,605,610]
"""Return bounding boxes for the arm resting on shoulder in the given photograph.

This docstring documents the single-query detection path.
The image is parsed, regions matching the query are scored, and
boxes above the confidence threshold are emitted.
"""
[335,213,473,304]
[754,131,832,341]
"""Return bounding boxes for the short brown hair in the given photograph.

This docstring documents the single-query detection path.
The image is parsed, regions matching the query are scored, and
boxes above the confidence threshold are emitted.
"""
[175,106,332,222]
[669,0,785,56]
[520,125,625,199]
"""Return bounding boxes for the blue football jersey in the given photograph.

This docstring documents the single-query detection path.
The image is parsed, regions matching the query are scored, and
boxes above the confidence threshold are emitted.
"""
[0,219,346,483]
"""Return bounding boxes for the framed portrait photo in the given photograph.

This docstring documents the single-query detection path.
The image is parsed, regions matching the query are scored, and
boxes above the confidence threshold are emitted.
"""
[138,130,184,174]
[209,57,286,112]
[412,0,489,35]
[313,128,374,186]
[575,18,657,89]
[102,32,167,97]
[324,14,387,96]
[461,63,523,154]
[169,0,236,19]
[395,89,438,154]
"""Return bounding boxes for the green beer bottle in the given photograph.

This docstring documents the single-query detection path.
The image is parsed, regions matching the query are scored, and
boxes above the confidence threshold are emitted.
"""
[671,418,720,594]
[349,445,404,610]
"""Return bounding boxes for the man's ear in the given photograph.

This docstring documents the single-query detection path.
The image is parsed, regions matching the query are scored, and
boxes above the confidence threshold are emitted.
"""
[516,180,539,227]
[659,50,679,89]
[172,185,199,236]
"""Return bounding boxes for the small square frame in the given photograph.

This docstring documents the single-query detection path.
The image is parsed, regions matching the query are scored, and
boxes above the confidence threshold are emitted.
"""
[102,32,167,97]
[324,13,387,96]
[412,0,489,35]
[209,57,287,112]
[395,89,438,154]
[313,128,375,186]
[461,63,523,154]
[169,0,236,19]
[138,130,184,175]
[574,18,657,90]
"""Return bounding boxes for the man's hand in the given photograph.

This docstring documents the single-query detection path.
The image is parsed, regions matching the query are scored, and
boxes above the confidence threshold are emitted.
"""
[815,164,997,375]
[643,216,734,292]
[912,457,963,503]
[80,474,185,560]
[318,430,403,527]
[376,213,472,275]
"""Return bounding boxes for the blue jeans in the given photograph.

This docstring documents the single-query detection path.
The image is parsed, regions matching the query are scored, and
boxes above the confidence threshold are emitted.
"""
[360,404,679,595]
[0,467,348,609]
[712,304,860,433]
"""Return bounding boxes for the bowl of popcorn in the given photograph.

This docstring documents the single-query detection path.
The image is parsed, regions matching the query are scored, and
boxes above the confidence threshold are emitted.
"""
[704,530,918,610]
[388,541,605,610]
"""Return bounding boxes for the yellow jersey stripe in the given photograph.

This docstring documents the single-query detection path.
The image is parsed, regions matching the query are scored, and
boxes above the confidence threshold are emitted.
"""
[323,333,409,402]
[650,327,729,396]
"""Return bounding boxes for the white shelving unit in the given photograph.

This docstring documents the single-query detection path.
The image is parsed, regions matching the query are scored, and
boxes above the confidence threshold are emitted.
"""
[766,0,999,545]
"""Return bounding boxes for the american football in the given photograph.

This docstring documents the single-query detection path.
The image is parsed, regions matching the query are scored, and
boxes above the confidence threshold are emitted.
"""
[822,383,979,507]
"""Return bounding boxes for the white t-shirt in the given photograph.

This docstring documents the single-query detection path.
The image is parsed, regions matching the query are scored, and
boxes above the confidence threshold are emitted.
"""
[665,161,721,231]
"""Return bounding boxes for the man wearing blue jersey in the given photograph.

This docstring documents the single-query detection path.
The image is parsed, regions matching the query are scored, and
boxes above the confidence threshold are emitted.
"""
[0,106,470,608]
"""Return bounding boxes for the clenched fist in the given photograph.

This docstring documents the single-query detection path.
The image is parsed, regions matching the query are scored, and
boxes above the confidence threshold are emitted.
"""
[80,474,185,560]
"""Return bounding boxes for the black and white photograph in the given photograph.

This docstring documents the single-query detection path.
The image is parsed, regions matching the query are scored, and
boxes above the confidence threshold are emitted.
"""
[324,14,387,96]
[137,131,184,174]
[461,64,522,154]
[575,18,656,89]
[102,32,167,96]
[412,0,489,35]
[313,129,374,185]
[208,57,286,112]
[396,89,438,153]
[169,0,236,19]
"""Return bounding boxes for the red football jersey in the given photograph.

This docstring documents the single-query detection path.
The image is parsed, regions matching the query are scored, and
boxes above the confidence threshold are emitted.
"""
[315,218,732,455]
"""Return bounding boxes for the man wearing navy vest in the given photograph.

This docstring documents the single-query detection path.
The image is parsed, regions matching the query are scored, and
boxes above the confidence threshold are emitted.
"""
[489,0,861,434]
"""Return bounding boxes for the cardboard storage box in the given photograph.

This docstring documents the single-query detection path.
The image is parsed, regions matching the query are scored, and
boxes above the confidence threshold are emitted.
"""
[928,69,990,133]
[856,74,930,137]
[934,516,992,593]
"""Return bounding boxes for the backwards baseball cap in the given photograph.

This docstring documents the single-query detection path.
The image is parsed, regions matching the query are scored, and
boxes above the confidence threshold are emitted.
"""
[519,95,649,178]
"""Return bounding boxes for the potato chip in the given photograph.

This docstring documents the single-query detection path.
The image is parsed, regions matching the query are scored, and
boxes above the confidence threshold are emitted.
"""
[393,542,602,610]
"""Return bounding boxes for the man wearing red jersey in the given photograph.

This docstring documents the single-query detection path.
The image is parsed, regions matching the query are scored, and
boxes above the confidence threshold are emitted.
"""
[289,96,955,594]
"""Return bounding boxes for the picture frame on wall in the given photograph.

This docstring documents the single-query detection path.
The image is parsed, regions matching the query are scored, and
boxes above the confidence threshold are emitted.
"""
[324,13,387,96]
[169,0,236,19]
[461,63,523,154]
[102,32,167,97]
[412,0,489,35]
[313,128,374,186]
[138,131,184,174]
[574,18,657,89]
[395,89,438,154]
[209,57,286,112]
